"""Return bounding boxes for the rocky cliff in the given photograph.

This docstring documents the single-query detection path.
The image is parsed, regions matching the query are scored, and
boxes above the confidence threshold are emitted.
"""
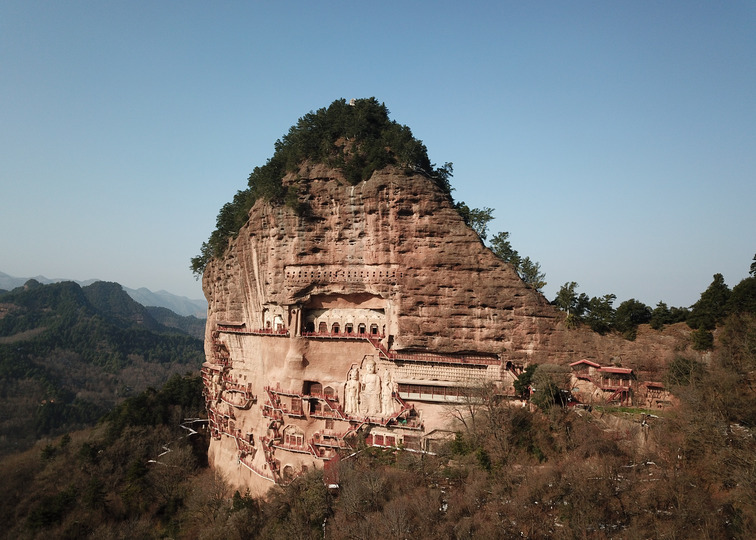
[200,162,693,494]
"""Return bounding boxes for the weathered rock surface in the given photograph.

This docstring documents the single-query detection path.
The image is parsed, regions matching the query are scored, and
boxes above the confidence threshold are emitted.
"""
[201,164,694,493]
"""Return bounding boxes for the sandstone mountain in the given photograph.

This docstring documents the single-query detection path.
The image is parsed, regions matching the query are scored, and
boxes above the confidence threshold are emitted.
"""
[198,98,697,493]
[200,161,696,493]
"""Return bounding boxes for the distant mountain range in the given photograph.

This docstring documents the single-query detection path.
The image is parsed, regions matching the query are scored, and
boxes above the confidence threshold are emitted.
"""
[0,271,206,318]
[0,279,206,455]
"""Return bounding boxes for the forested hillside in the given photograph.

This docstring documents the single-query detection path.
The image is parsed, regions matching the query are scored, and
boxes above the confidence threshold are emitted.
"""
[0,374,208,539]
[0,280,205,455]
[146,306,206,340]
[2,307,754,539]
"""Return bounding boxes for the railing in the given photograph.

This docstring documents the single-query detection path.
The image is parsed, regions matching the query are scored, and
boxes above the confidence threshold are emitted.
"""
[217,325,289,337]
[365,335,391,358]
[266,384,304,398]
[285,407,306,418]
[221,393,255,410]
[607,387,632,405]
[390,350,500,366]
[208,404,235,420]
[364,334,500,367]
[272,441,312,454]
[302,331,384,340]
[585,375,635,392]
[239,454,276,482]
[262,404,284,421]
[311,434,351,449]
[310,408,345,420]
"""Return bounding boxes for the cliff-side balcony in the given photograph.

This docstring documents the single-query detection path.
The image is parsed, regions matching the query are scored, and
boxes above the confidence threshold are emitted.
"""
[309,408,344,420]
[201,362,223,373]
[284,406,305,418]
[218,325,289,337]
[391,351,500,367]
[271,441,312,455]
[212,347,230,359]
[266,385,305,398]
[387,414,424,430]
[221,392,255,410]
[303,331,385,341]
[312,446,338,460]
[235,437,255,455]
[225,381,252,393]
[208,405,235,420]
[311,432,350,449]
[209,357,231,368]
[262,404,284,421]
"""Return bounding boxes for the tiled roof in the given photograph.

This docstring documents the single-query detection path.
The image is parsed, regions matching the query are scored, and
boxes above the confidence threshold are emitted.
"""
[599,366,634,375]
[569,359,601,368]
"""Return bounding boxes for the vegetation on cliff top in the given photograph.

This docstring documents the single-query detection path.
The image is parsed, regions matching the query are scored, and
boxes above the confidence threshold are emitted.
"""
[549,258,756,345]
[191,98,453,277]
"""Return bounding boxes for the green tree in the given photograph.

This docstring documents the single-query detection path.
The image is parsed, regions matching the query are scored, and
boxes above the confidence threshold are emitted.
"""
[614,298,652,340]
[650,301,671,330]
[456,203,494,240]
[585,294,616,334]
[489,231,546,291]
[553,281,578,313]
[490,231,521,268]
[431,162,454,195]
[691,326,715,350]
[513,364,537,398]
[519,256,547,292]
[553,282,590,320]
[688,273,731,330]
[728,276,756,315]
[750,253,756,277]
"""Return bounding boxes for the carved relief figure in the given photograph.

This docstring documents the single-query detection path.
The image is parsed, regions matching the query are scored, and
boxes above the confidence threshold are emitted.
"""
[344,367,360,414]
[381,370,395,415]
[361,360,381,415]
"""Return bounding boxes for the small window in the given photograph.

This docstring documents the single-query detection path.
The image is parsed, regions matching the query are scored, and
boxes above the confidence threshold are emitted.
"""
[370,324,378,335]
[331,323,340,334]
[358,323,366,334]
[318,322,327,333]
[345,323,354,334]
[291,397,301,412]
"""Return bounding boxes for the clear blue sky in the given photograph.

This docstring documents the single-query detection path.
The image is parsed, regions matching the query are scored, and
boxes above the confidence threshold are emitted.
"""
[2,1,754,307]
